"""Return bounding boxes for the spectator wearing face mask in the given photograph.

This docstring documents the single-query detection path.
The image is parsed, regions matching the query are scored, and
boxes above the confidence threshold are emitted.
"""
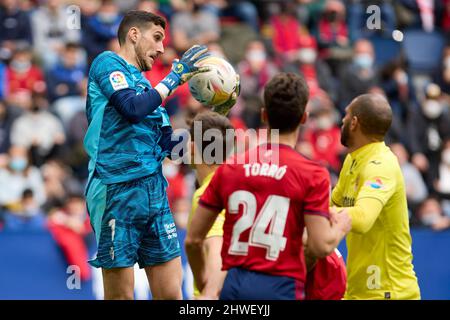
[10,92,65,166]
[6,46,46,97]
[390,143,428,213]
[300,104,344,175]
[314,0,351,73]
[81,0,123,63]
[238,40,278,99]
[237,40,278,128]
[283,34,336,102]
[0,145,46,208]
[417,197,450,231]
[2,188,46,231]
[407,83,450,189]
[338,39,379,112]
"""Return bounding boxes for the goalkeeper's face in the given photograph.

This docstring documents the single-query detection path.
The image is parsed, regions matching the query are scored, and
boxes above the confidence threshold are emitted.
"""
[134,24,165,72]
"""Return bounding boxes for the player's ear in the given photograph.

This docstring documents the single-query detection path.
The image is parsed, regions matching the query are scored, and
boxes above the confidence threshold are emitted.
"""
[350,115,358,131]
[128,27,139,44]
[261,107,268,124]
[300,111,308,125]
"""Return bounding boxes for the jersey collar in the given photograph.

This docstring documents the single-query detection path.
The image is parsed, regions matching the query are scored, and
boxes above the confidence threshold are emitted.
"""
[350,141,386,161]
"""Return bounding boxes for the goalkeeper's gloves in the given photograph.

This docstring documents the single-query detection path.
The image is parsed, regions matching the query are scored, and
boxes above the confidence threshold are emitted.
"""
[212,74,240,116]
[157,45,211,98]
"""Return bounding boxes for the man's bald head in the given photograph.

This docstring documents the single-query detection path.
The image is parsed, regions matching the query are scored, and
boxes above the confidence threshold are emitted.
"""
[349,94,392,139]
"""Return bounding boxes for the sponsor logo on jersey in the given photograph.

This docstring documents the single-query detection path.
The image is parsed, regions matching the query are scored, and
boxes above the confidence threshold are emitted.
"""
[365,177,384,189]
[109,71,129,90]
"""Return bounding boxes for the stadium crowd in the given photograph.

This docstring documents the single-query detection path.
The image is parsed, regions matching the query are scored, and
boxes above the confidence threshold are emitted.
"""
[0,0,450,281]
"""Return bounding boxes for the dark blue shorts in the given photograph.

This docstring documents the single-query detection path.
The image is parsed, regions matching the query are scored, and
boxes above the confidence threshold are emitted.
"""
[86,172,181,269]
[220,267,305,300]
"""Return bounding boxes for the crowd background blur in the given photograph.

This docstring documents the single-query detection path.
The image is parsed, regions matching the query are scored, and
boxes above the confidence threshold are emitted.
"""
[1,0,450,293]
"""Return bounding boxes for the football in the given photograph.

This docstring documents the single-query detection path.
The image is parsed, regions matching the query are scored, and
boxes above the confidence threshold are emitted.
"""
[188,55,238,107]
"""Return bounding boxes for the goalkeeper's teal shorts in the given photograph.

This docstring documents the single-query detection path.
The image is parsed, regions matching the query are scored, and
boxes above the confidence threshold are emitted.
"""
[86,170,181,269]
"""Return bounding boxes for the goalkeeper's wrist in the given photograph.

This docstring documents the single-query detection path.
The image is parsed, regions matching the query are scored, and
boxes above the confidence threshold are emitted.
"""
[156,71,182,100]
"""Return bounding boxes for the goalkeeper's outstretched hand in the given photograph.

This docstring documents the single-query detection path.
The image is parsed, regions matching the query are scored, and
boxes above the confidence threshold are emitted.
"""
[160,45,211,95]
[212,74,240,116]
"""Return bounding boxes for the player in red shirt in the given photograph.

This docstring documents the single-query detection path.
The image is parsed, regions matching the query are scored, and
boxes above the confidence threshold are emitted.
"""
[185,73,351,300]
[303,231,347,300]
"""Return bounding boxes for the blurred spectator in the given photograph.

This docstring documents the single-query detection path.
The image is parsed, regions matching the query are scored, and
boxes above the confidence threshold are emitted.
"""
[52,76,88,127]
[300,104,344,174]
[2,188,46,231]
[314,0,351,72]
[435,45,450,95]
[440,0,450,33]
[171,0,220,52]
[0,145,46,207]
[0,61,6,99]
[416,197,450,231]
[65,108,89,181]
[137,0,172,46]
[47,193,92,281]
[380,59,415,120]
[390,142,428,211]
[283,34,336,101]
[82,0,122,63]
[0,0,33,60]
[236,40,277,128]
[204,0,259,32]
[46,43,86,104]
[238,40,278,99]
[338,39,378,111]
[436,139,450,196]
[0,99,21,153]
[268,1,303,61]
[407,83,450,189]
[5,45,46,97]
[41,159,84,212]
[31,0,81,69]
[10,92,65,165]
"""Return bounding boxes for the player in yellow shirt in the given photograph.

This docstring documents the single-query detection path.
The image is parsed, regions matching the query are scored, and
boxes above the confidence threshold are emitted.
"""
[186,111,234,299]
[332,94,420,300]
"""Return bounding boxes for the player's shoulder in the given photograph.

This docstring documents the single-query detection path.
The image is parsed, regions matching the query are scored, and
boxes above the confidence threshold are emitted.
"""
[90,51,126,75]
[364,145,400,175]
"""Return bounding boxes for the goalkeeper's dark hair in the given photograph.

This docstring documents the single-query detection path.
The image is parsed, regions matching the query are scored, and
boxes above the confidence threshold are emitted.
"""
[189,111,234,163]
[263,73,309,133]
[117,10,166,46]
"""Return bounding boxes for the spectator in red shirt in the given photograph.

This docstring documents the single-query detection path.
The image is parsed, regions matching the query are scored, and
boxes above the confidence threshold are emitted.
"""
[314,0,351,73]
[6,45,46,97]
[301,103,344,174]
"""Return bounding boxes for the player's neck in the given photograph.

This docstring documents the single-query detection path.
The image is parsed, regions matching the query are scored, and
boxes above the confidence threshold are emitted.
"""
[118,46,141,71]
[270,130,299,149]
[348,136,383,154]
[195,164,219,185]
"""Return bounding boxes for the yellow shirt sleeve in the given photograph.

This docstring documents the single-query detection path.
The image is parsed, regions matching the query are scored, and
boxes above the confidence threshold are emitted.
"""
[331,155,350,206]
[206,210,225,238]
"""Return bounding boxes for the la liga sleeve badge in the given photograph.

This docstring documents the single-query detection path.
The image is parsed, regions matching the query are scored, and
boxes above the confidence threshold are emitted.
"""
[109,71,129,90]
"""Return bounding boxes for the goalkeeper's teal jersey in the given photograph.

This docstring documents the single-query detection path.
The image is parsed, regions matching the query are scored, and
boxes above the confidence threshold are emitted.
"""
[84,51,171,186]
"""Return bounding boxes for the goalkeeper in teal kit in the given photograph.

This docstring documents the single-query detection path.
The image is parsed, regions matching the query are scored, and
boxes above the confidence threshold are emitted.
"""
[83,11,233,300]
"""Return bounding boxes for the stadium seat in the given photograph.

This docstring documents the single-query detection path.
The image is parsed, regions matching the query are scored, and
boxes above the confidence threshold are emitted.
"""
[369,35,401,68]
[402,29,445,74]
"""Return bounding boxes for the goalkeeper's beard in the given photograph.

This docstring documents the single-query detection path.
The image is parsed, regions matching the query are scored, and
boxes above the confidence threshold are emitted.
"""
[135,42,151,72]
[340,121,351,147]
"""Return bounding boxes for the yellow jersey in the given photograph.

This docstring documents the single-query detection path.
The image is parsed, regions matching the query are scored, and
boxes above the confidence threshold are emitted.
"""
[332,142,420,300]
[187,171,225,297]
